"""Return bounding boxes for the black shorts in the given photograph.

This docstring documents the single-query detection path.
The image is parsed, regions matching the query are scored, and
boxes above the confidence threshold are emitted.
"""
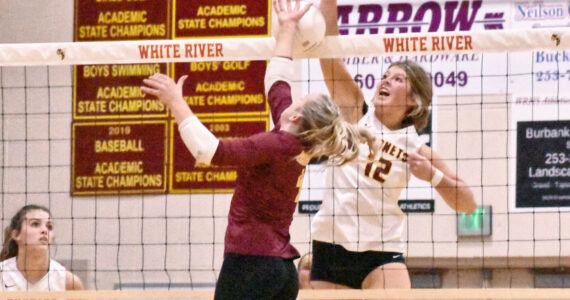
[310,240,405,289]
[214,253,299,300]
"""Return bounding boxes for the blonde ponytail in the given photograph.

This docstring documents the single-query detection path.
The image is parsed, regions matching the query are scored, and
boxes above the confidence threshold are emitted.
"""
[296,94,376,165]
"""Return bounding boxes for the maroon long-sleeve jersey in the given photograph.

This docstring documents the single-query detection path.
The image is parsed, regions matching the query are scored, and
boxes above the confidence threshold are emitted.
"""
[211,81,304,259]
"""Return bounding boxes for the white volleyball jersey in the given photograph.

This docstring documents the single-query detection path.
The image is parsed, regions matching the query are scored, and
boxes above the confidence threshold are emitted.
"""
[311,110,423,254]
[0,257,67,291]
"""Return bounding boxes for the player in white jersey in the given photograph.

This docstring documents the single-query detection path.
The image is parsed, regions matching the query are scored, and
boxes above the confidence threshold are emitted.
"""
[309,0,477,290]
[0,205,84,291]
[312,112,425,255]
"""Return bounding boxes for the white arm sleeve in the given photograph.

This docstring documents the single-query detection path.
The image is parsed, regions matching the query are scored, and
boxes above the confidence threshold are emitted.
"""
[264,56,294,97]
[178,115,219,165]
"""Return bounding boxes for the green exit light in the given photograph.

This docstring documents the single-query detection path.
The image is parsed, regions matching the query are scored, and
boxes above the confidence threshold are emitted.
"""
[457,206,492,236]
[460,208,485,230]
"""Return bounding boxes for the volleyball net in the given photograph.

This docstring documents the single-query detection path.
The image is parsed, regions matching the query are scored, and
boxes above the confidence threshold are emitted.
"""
[1,7,570,300]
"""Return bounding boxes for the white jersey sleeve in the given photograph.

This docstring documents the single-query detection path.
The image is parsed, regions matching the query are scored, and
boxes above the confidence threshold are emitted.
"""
[264,56,294,97]
[178,115,219,165]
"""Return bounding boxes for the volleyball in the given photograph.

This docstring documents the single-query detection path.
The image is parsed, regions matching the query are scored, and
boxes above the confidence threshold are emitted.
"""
[273,1,326,53]
[294,1,326,52]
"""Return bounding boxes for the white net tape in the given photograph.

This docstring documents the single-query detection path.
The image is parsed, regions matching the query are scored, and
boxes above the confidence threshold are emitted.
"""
[1,28,569,66]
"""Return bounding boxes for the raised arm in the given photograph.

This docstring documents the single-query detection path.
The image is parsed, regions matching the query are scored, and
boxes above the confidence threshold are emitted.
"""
[408,146,477,214]
[273,0,311,58]
[264,0,312,125]
[265,0,312,96]
[142,74,219,165]
[319,0,364,124]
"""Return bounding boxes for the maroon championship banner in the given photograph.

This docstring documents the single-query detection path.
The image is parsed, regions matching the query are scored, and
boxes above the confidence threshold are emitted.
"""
[72,0,272,194]
[73,0,172,195]
[169,0,271,193]
[170,118,268,192]
[72,121,168,195]
[74,0,171,41]
[173,0,270,38]
[74,63,169,119]
[73,0,172,119]
[173,61,268,117]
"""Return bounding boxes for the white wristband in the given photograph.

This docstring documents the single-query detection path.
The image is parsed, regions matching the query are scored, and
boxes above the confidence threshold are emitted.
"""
[431,169,444,186]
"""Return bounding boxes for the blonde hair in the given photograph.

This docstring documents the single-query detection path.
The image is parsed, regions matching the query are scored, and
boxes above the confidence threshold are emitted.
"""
[296,94,376,165]
[0,205,51,261]
[390,60,432,131]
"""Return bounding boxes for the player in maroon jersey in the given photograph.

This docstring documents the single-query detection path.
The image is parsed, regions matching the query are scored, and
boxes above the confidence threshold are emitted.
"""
[141,1,375,298]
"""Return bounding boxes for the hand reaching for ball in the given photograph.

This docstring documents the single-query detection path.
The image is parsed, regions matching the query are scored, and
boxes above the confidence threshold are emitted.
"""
[273,0,326,53]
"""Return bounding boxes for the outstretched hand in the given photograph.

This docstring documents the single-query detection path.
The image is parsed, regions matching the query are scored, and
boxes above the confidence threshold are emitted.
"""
[142,73,188,109]
[407,151,436,182]
[142,73,192,123]
[273,0,312,27]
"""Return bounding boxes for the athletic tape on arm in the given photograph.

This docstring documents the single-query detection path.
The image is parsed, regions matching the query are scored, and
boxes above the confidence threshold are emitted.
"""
[431,169,444,187]
[178,116,219,165]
